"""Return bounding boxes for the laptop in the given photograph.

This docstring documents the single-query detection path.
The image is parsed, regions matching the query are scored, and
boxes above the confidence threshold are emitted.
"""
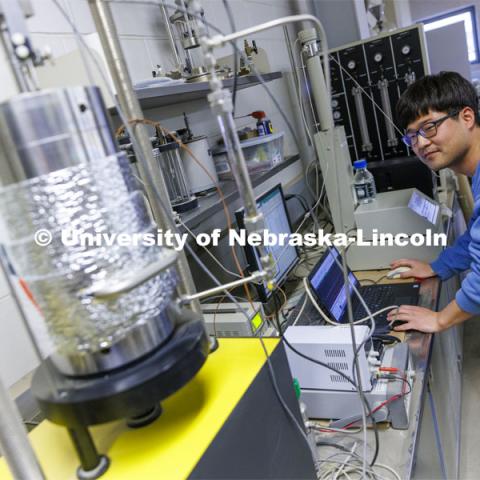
[291,247,420,330]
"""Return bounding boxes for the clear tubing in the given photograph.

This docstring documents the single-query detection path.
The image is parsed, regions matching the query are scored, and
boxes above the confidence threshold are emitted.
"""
[378,79,397,147]
[352,86,373,152]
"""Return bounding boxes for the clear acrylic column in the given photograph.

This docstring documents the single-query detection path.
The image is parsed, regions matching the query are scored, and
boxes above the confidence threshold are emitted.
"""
[0,85,210,479]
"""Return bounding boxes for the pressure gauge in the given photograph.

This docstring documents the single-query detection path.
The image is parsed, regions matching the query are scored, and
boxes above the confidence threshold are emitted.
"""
[402,45,411,55]
[347,60,356,70]
[333,111,341,120]
[332,99,339,108]
[374,52,383,63]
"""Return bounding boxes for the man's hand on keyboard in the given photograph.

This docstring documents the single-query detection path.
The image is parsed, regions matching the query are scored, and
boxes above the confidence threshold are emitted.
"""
[386,305,441,332]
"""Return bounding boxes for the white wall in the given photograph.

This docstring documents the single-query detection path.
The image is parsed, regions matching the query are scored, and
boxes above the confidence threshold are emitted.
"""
[24,0,309,158]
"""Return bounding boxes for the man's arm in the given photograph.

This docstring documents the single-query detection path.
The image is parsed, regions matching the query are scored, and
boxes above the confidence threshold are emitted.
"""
[430,226,473,279]
[390,224,473,280]
[387,212,480,332]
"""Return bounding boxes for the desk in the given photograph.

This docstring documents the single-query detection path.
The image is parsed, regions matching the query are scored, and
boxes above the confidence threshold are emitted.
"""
[312,270,463,478]
[312,190,466,478]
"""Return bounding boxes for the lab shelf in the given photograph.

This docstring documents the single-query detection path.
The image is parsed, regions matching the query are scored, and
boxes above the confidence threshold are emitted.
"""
[132,71,283,110]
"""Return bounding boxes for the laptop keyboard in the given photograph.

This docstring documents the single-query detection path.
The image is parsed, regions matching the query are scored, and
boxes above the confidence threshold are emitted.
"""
[287,285,399,330]
[352,285,397,324]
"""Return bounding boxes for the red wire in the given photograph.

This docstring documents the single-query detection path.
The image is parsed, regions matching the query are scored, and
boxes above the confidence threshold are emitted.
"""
[342,374,409,429]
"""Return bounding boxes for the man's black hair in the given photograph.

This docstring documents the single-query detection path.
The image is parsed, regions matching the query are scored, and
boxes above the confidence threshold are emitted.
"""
[396,71,480,130]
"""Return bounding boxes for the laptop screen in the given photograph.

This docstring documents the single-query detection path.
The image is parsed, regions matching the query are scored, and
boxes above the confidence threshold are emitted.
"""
[308,247,360,322]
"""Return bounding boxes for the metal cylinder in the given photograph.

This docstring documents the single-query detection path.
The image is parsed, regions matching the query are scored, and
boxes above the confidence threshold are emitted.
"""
[304,54,334,132]
[0,86,117,183]
[153,143,197,213]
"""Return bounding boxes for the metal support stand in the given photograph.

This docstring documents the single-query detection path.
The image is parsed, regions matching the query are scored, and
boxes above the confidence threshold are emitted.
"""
[87,0,202,317]
[68,426,110,480]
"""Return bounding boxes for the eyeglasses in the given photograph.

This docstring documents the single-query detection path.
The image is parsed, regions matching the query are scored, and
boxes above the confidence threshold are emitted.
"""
[402,110,460,147]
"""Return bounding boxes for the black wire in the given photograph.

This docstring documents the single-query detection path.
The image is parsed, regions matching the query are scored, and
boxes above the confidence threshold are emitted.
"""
[272,288,379,467]
[222,0,238,115]
[285,193,310,215]
[316,441,351,452]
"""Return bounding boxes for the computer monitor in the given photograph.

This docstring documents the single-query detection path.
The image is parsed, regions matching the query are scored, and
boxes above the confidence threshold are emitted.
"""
[308,247,359,322]
[235,184,300,302]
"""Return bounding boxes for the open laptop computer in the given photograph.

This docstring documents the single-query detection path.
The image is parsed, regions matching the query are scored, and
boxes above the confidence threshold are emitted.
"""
[291,247,420,331]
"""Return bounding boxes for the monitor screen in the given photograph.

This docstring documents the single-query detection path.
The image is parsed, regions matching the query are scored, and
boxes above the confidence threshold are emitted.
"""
[308,247,359,322]
[235,184,300,302]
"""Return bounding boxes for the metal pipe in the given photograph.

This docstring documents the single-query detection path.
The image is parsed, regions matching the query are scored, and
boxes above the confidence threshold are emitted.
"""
[284,26,319,134]
[87,0,202,315]
[0,375,44,479]
[205,14,330,95]
[159,2,182,72]
[88,1,171,224]
[208,14,320,47]
[284,25,313,133]
[179,270,266,304]
[193,4,275,283]
[218,110,258,218]
[305,53,333,132]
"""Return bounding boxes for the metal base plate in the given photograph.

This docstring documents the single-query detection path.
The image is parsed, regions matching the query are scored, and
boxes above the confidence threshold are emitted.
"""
[31,320,209,427]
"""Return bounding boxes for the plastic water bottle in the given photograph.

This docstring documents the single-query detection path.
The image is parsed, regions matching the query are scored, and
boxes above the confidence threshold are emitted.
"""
[353,159,376,204]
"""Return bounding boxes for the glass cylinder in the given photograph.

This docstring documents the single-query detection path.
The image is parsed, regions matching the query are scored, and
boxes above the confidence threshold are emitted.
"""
[153,142,197,212]
[0,87,178,377]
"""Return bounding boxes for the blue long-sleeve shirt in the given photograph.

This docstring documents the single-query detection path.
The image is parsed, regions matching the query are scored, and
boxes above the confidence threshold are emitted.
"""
[430,164,480,314]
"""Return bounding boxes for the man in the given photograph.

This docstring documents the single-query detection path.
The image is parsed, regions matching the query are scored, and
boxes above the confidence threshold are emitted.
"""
[386,71,480,333]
